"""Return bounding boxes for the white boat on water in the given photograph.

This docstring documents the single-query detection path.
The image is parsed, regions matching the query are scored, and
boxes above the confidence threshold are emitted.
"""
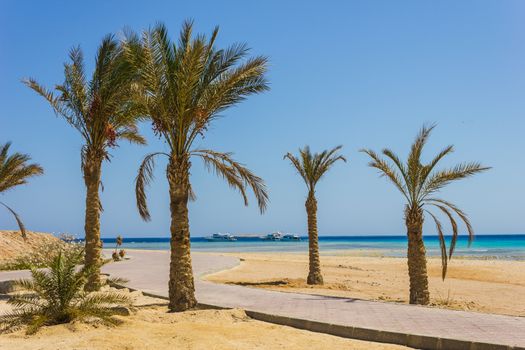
[261,232,283,241]
[205,233,237,241]
[282,234,301,241]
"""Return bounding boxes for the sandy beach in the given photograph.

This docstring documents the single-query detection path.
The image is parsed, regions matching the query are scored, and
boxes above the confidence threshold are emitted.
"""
[205,252,525,316]
[0,304,409,350]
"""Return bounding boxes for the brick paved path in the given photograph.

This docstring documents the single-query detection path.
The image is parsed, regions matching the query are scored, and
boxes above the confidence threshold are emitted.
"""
[2,250,525,348]
[101,250,525,348]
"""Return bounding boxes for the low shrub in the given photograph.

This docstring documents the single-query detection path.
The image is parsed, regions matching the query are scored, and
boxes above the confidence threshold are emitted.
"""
[0,249,132,334]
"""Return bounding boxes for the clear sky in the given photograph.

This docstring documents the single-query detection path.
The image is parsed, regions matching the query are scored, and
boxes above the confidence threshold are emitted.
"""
[1,1,524,238]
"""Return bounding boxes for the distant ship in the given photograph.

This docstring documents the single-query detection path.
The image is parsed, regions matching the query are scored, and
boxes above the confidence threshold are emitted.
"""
[261,232,283,241]
[205,233,237,241]
[282,234,301,241]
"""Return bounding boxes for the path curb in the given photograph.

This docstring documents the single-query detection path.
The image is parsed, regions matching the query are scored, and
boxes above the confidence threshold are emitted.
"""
[244,310,525,350]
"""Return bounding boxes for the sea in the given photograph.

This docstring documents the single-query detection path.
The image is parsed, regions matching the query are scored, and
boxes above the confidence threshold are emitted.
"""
[100,234,525,260]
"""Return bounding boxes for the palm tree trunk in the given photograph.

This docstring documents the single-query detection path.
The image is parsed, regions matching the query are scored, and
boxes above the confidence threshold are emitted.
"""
[405,206,430,305]
[167,156,197,312]
[306,192,323,285]
[83,155,103,291]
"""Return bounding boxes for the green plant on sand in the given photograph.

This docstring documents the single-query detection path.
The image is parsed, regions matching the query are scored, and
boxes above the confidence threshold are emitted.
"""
[0,249,132,334]
[361,124,489,305]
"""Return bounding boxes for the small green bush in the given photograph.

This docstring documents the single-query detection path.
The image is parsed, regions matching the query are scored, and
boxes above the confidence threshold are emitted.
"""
[0,249,132,334]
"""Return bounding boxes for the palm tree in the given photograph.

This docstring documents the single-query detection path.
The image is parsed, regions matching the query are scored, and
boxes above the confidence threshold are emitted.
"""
[126,21,269,311]
[0,250,131,334]
[24,35,146,291]
[284,146,346,285]
[361,125,489,305]
[0,142,43,237]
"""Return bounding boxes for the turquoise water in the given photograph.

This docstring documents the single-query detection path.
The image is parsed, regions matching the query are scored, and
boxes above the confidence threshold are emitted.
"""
[101,234,525,260]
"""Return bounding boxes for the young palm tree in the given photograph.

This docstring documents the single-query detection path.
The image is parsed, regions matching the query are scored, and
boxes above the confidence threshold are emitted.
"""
[0,250,131,334]
[361,125,489,305]
[24,35,146,291]
[126,21,269,311]
[0,142,43,237]
[284,146,346,285]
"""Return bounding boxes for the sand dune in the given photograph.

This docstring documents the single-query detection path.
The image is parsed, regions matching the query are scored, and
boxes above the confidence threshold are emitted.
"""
[0,231,61,262]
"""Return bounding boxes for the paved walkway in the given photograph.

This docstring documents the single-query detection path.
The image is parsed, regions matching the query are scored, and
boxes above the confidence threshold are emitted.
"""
[102,250,525,349]
[2,250,525,349]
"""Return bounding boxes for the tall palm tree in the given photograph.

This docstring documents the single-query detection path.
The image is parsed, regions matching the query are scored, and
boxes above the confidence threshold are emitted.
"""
[284,146,346,285]
[361,125,489,305]
[126,21,269,311]
[24,35,146,291]
[0,142,43,237]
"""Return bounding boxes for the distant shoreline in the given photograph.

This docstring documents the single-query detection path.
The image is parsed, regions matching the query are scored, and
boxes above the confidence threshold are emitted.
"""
[99,233,525,240]
[98,234,525,260]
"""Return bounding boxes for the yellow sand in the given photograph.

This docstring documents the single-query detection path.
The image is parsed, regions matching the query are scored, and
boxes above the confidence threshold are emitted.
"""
[206,252,525,316]
[0,306,409,350]
[0,231,61,262]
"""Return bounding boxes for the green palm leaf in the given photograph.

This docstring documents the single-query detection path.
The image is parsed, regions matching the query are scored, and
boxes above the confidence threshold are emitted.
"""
[0,142,43,237]
[0,250,132,334]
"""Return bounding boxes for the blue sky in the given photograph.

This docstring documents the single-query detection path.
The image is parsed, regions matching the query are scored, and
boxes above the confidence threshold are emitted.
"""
[1,1,524,238]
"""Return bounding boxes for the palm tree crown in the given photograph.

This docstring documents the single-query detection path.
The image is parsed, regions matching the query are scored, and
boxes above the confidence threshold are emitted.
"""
[127,21,270,218]
[24,34,146,164]
[0,142,43,236]
[361,125,490,278]
[284,145,346,193]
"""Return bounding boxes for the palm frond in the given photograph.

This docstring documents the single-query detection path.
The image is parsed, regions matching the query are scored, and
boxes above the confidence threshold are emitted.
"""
[422,162,491,197]
[426,198,475,246]
[0,201,27,238]
[193,149,268,213]
[382,148,410,190]
[407,124,435,195]
[0,142,44,193]
[285,145,346,194]
[425,210,448,280]
[430,203,459,258]
[415,145,454,201]
[135,152,169,221]
[0,309,38,333]
[25,35,145,164]
[125,21,268,158]
[0,249,131,334]
[360,148,410,202]
[283,152,307,186]
[117,126,147,145]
